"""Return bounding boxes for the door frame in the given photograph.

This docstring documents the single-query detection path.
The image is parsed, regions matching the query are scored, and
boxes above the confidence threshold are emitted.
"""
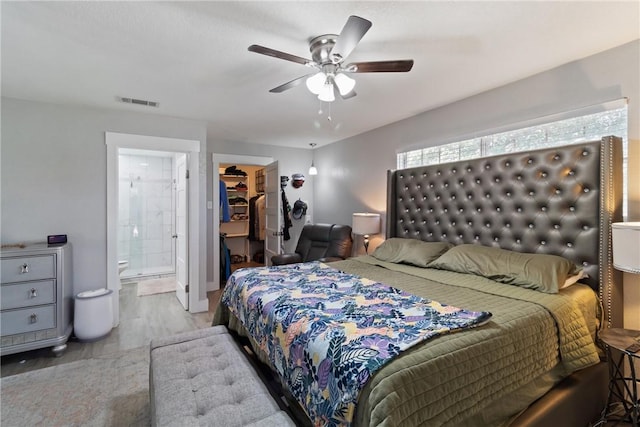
[174,153,189,310]
[106,132,203,327]
[212,153,273,290]
[263,161,282,266]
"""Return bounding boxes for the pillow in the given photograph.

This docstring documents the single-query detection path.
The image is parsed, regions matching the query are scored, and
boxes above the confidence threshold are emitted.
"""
[561,270,589,289]
[427,244,583,294]
[371,238,451,267]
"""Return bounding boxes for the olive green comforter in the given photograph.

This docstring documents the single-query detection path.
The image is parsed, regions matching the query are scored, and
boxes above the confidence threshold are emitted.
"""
[212,256,601,427]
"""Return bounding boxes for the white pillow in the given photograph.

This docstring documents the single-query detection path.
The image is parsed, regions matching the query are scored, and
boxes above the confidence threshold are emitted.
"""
[561,270,589,289]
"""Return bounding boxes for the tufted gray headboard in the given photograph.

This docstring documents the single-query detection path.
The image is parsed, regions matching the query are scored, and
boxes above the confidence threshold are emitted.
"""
[386,136,623,328]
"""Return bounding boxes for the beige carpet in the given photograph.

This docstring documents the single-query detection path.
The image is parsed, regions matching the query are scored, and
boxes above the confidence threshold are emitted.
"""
[1,346,150,426]
[136,277,176,297]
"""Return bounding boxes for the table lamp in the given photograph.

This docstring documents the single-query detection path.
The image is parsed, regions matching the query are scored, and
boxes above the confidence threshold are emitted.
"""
[352,213,380,254]
[612,222,640,274]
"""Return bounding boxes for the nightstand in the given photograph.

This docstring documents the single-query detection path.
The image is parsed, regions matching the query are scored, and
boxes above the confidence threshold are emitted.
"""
[598,328,640,426]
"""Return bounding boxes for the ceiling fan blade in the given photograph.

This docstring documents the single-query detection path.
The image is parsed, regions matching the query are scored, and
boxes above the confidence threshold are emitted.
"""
[248,44,311,66]
[269,74,315,93]
[346,60,414,73]
[330,15,372,63]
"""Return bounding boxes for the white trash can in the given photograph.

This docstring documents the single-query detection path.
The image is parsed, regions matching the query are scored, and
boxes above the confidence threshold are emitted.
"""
[74,288,113,341]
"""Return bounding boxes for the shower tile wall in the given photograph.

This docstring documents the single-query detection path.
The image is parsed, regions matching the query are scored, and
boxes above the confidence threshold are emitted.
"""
[118,154,175,278]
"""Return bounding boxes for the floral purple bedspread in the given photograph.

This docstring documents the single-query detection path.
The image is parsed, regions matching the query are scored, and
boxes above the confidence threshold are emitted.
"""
[221,261,492,426]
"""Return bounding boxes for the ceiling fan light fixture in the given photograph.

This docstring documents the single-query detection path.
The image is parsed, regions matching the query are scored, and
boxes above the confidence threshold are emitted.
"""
[306,72,326,95]
[318,81,335,102]
[334,72,356,96]
[249,15,413,103]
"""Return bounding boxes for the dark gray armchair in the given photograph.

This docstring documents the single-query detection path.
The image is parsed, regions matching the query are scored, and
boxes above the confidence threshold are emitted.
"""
[271,223,353,266]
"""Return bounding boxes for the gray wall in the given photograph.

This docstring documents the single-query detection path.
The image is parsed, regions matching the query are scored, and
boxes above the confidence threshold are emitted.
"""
[1,98,207,296]
[0,97,318,294]
[314,40,640,241]
[313,40,640,327]
[2,40,637,318]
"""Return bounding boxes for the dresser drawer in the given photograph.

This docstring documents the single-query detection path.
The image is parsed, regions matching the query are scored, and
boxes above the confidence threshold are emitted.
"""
[1,255,56,283]
[1,280,55,310]
[1,305,56,336]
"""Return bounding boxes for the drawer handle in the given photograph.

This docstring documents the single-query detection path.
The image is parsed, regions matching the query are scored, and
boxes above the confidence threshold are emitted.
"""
[29,288,38,298]
[29,313,38,324]
[20,263,29,274]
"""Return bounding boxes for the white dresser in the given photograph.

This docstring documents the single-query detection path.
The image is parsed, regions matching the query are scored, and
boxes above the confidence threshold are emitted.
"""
[1,243,73,356]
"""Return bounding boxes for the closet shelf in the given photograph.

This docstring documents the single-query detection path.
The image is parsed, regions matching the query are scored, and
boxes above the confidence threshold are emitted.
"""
[226,233,248,238]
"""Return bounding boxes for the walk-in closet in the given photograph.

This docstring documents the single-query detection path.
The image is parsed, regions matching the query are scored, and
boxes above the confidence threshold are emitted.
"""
[219,164,266,281]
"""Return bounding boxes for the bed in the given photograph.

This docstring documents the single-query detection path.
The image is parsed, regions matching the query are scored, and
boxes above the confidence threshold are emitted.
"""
[212,136,624,427]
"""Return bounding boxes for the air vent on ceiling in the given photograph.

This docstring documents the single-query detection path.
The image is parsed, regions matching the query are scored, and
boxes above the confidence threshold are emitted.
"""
[119,97,159,108]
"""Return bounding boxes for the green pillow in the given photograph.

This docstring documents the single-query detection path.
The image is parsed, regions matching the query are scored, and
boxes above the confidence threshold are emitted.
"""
[371,238,452,267]
[427,244,583,294]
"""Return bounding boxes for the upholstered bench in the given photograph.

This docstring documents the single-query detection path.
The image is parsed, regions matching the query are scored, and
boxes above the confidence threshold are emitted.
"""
[149,326,296,427]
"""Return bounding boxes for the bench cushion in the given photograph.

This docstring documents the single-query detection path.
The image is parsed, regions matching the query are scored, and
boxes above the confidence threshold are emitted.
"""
[150,326,295,427]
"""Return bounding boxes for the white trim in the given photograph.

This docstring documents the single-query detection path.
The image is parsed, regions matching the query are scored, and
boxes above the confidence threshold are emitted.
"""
[189,297,209,313]
[212,153,273,291]
[397,98,628,154]
[106,132,205,326]
[215,154,273,165]
[106,132,200,152]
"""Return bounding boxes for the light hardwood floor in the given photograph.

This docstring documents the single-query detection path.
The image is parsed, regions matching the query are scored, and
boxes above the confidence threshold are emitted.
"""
[1,282,222,377]
[230,260,263,273]
[3,282,628,426]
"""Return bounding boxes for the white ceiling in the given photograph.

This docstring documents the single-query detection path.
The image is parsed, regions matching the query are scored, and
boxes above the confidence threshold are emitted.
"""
[2,1,638,149]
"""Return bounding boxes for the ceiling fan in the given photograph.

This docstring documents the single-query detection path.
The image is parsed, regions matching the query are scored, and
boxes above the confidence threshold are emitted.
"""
[248,15,414,102]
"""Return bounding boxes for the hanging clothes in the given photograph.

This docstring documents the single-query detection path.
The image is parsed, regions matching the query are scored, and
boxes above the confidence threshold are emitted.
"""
[219,180,230,223]
[248,194,260,241]
[220,233,232,283]
[281,188,292,241]
[256,195,266,241]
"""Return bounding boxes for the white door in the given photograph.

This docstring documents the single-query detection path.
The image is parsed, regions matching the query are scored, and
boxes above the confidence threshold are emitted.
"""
[175,154,189,309]
[264,161,282,266]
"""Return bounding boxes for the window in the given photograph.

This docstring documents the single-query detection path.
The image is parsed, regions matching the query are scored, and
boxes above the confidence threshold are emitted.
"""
[397,104,629,216]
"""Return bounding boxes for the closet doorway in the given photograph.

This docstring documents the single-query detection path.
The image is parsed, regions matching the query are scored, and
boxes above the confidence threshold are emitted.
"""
[212,154,276,290]
[220,163,265,272]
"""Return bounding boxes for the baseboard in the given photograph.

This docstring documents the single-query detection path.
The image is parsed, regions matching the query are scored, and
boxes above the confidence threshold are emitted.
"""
[189,298,210,313]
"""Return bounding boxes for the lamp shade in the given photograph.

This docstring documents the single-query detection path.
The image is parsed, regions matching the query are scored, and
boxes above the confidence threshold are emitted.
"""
[352,213,380,235]
[612,222,640,274]
[318,81,335,102]
[306,72,326,95]
[334,73,356,96]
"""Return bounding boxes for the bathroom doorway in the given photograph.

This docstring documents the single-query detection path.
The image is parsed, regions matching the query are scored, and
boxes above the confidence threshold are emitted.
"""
[116,149,189,309]
[118,149,177,281]
[107,132,204,327]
